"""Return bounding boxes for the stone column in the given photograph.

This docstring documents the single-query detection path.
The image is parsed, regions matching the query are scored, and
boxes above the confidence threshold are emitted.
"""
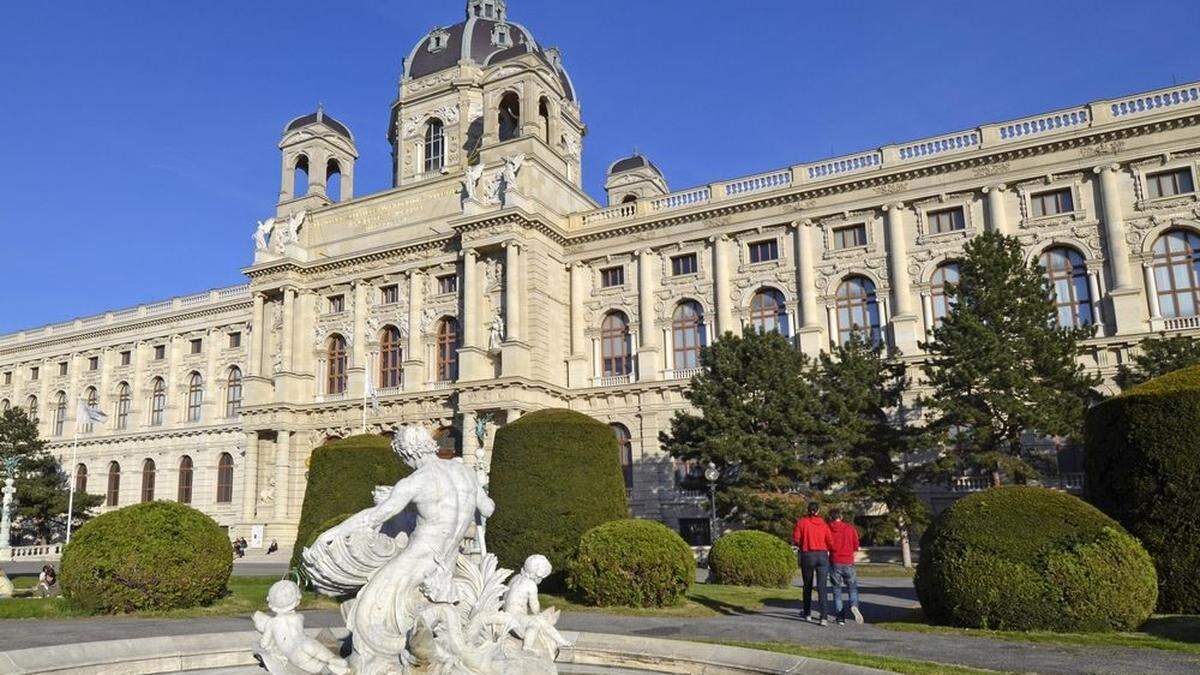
[404,270,426,389]
[636,249,660,381]
[280,289,295,372]
[98,347,112,423]
[793,221,823,354]
[242,432,259,522]
[348,282,367,392]
[1144,263,1161,319]
[273,431,290,521]
[459,249,487,380]
[566,263,589,386]
[461,410,479,468]
[504,243,522,342]
[883,203,919,353]
[204,329,219,420]
[250,293,265,377]
[711,235,734,336]
[1088,271,1104,326]
[1095,164,1143,334]
[167,335,181,423]
[983,184,1010,235]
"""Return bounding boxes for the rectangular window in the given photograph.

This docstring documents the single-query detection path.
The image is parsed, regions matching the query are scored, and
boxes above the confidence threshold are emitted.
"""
[1146,168,1196,199]
[228,332,241,349]
[833,224,868,250]
[190,338,202,355]
[928,207,966,234]
[88,356,99,371]
[120,351,132,366]
[328,295,345,313]
[153,345,166,360]
[671,253,698,276]
[30,367,39,381]
[748,239,779,264]
[1031,188,1074,218]
[380,284,399,305]
[3,372,10,385]
[600,266,625,288]
[58,362,68,376]
[437,274,458,294]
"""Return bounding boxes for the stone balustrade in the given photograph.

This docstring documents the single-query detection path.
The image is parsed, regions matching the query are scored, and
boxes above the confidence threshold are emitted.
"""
[0,543,63,561]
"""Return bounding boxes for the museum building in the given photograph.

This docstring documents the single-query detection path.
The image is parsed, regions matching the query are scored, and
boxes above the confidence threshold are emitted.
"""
[2,0,1200,546]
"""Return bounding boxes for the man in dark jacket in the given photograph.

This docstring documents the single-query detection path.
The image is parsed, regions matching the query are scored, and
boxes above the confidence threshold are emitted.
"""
[792,501,833,625]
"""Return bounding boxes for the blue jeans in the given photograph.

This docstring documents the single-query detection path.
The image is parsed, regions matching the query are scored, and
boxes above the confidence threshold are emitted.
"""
[829,563,859,620]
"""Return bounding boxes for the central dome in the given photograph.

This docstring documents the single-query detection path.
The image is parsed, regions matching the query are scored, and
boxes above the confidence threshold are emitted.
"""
[402,0,575,101]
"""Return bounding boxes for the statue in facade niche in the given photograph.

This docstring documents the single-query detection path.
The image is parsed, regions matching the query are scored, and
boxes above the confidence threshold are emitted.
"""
[297,425,564,674]
[254,218,276,251]
[488,314,505,353]
[253,579,350,675]
[500,154,525,190]
[462,164,485,203]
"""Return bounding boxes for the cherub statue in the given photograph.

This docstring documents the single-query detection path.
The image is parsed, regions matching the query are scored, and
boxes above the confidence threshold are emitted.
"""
[502,555,569,659]
[462,163,485,202]
[501,154,526,190]
[482,171,504,205]
[254,218,276,251]
[252,580,350,675]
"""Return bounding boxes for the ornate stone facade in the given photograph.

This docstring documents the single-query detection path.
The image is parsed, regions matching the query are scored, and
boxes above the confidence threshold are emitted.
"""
[2,2,1200,545]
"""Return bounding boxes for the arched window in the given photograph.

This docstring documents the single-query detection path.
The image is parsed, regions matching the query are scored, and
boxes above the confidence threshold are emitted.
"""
[610,423,633,489]
[538,97,551,143]
[672,301,705,370]
[116,383,131,430]
[186,373,203,422]
[141,458,156,502]
[25,395,37,422]
[1040,247,1093,328]
[82,387,99,432]
[1152,229,1200,318]
[225,367,243,418]
[930,262,961,325]
[498,92,520,142]
[326,158,342,201]
[75,463,87,494]
[106,461,121,507]
[434,426,460,459]
[327,335,348,394]
[621,194,638,204]
[600,312,632,377]
[149,378,166,426]
[436,319,460,382]
[424,119,445,173]
[836,277,882,345]
[380,326,403,389]
[216,452,234,503]
[293,154,309,198]
[749,288,788,335]
[53,391,67,436]
[177,455,193,504]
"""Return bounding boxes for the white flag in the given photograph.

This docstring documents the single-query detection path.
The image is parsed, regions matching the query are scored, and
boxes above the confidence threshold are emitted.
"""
[76,398,108,428]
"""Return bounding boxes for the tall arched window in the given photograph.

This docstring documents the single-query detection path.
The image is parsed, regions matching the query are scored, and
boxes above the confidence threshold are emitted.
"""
[141,458,156,502]
[83,387,99,432]
[610,423,633,489]
[177,455,193,504]
[216,452,234,503]
[424,119,445,173]
[326,158,342,201]
[149,378,166,426]
[1040,247,1093,328]
[116,383,131,430]
[293,154,309,198]
[672,301,705,370]
[749,288,788,335]
[225,367,243,418]
[186,373,203,422]
[53,391,67,436]
[538,97,551,143]
[380,326,403,389]
[836,277,882,345]
[498,92,520,142]
[1152,229,1200,318]
[75,463,88,494]
[25,395,38,422]
[930,262,961,325]
[106,461,121,507]
[436,319,460,382]
[327,335,348,394]
[601,312,632,377]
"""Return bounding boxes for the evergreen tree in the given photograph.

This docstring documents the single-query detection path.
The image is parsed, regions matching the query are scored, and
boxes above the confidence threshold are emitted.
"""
[1114,334,1200,390]
[921,231,1100,487]
[0,406,101,543]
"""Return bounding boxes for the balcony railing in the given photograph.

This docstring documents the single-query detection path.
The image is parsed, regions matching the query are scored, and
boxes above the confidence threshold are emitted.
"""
[1157,315,1200,332]
[663,367,703,381]
[593,374,633,387]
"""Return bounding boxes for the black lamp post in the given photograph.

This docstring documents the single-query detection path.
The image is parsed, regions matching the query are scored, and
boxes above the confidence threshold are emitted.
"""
[704,462,720,544]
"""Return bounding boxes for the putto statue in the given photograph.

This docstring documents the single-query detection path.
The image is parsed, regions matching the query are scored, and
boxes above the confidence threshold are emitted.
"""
[292,425,566,674]
[254,218,276,252]
[253,579,350,675]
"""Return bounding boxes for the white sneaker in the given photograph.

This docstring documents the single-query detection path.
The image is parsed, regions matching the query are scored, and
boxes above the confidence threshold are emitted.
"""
[851,606,863,624]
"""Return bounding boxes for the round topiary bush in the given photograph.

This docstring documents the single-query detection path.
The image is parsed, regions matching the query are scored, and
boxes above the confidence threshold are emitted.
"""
[567,519,693,607]
[1086,365,1200,612]
[708,530,796,588]
[914,486,1156,631]
[487,409,628,588]
[60,501,232,613]
[290,434,412,571]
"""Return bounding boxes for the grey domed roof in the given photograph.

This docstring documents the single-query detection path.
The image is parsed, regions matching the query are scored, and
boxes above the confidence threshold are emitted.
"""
[284,108,354,141]
[608,153,663,177]
[403,17,576,102]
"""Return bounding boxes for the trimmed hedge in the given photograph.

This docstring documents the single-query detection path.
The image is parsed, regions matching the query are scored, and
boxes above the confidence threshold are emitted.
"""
[708,530,796,588]
[290,434,411,571]
[567,519,693,607]
[914,486,1156,631]
[1086,364,1200,612]
[487,409,629,587]
[60,502,231,613]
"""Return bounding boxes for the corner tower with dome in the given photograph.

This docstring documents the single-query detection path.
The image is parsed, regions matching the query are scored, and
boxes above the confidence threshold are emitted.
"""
[5,0,1199,552]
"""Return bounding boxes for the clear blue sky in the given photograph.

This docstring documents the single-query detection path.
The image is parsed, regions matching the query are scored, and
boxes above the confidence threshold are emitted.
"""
[1,0,1197,334]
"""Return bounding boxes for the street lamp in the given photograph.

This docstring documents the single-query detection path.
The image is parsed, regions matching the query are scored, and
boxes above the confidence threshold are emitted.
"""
[704,462,720,544]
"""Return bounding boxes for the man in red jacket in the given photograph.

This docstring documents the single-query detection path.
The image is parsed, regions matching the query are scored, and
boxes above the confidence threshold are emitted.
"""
[827,508,864,624]
[792,501,833,625]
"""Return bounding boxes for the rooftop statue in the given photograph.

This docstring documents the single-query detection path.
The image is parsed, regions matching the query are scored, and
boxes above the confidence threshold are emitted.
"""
[292,425,565,675]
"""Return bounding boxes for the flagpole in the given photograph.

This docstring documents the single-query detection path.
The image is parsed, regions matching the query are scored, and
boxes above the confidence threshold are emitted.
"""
[65,422,79,546]
[361,355,369,435]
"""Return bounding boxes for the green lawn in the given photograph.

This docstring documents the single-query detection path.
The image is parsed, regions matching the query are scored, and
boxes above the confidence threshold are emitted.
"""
[856,563,916,578]
[701,640,1001,675]
[880,611,1200,655]
[541,581,805,618]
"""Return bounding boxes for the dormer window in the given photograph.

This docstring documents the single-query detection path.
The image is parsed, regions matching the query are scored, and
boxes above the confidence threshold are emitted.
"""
[469,0,506,21]
[491,23,512,48]
[427,28,450,53]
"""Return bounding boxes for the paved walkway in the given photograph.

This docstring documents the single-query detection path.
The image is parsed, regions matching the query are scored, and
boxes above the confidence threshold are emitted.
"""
[0,577,1196,674]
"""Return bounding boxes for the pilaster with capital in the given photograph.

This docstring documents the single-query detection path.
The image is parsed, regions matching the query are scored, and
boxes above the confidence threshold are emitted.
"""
[458,248,488,380]
[1095,164,1145,334]
[242,432,260,522]
[250,292,266,378]
[404,270,426,390]
[566,263,589,386]
[983,184,1010,235]
[636,248,660,381]
[711,235,734,336]
[883,203,919,353]
[500,241,532,377]
[273,431,291,521]
[792,221,824,354]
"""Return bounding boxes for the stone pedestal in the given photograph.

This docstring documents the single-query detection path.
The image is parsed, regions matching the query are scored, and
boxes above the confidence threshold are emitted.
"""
[796,326,825,357]
[1110,287,1147,335]
[458,346,491,381]
[566,354,590,388]
[637,347,660,382]
[500,340,531,378]
[890,315,921,355]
